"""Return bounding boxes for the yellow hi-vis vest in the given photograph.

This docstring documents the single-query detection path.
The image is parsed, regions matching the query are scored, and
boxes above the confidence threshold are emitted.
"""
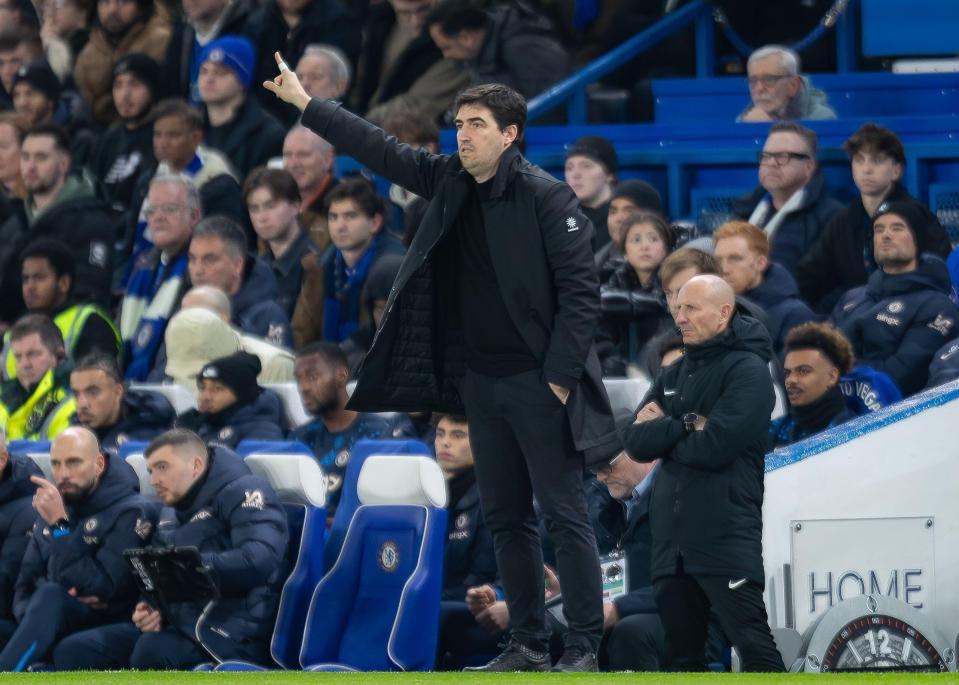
[1,368,75,440]
[2,304,120,381]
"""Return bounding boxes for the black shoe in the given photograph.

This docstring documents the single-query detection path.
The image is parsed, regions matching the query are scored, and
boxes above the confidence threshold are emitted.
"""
[551,646,598,672]
[463,640,551,672]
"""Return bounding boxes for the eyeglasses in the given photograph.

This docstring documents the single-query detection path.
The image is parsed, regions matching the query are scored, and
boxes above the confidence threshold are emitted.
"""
[592,451,626,477]
[758,151,811,166]
[144,203,187,218]
[747,74,791,88]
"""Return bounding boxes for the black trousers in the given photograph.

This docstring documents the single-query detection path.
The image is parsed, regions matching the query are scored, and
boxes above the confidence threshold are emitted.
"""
[462,368,603,653]
[0,582,117,671]
[654,566,784,672]
[53,622,209,670]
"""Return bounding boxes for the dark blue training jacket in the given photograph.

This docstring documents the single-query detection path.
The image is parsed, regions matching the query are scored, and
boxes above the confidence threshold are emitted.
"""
[152,447,288,664]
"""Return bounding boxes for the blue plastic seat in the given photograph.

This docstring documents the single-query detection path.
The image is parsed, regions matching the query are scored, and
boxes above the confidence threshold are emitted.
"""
[299,456,447,672]
[324,438,432,572]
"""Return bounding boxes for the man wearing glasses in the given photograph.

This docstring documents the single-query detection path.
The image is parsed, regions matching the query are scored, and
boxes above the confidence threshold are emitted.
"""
[738,45,836,123]
[731,122,842,276]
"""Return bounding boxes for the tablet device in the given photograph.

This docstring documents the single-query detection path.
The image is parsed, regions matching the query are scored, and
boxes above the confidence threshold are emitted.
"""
[124,546,220,605]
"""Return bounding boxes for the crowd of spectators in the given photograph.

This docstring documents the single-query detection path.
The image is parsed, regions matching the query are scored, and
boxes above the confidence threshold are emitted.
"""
[0,0,953,673]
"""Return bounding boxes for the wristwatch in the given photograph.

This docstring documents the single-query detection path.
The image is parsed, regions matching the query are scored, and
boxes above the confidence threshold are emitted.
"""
[682,413,700,434]
[50,517,71,539]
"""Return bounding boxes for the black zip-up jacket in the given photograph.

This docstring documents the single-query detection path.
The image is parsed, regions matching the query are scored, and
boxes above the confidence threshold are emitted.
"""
[298,97,620,466]
[796,183,951,313]
[152,447,288,665]
[13,454,148,620]
[831,256,958,396]
[176,389,285,449]
[623,315,774,585]
[0,455,41,619]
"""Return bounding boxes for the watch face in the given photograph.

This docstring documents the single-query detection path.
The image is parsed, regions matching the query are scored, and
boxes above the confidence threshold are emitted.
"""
[822,615,947,672]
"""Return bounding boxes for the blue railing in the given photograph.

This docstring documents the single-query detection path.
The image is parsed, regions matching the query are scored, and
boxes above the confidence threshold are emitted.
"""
[528,0,860,124]
[528,0,714,124]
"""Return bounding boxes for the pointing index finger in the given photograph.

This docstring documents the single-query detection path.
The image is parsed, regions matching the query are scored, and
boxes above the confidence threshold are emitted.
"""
[274,51,289,71]
[30,475,54,489]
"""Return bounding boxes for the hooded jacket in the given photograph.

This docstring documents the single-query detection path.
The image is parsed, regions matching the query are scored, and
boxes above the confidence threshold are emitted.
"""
[203,95,286,179]
[831,256,958,396]
[81,389,176,456]
[13,453,147,620]
[742,263,816,356]
[796,183,951,313]
[152,447,288,665]
[623,315,775,585]
[300,98,620,467]
[0,455,41,619]
[731,173,843,277]
[176,389,284,449]
[232,258,293,348]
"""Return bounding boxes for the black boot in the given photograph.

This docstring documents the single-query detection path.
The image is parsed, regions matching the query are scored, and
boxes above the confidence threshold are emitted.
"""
[463,639,551,672]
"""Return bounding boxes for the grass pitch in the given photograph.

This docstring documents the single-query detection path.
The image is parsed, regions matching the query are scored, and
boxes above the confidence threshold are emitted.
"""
[0,673,958,684]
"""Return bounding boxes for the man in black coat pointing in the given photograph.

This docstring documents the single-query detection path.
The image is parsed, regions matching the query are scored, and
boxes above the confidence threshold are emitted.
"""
[265,53,619,672]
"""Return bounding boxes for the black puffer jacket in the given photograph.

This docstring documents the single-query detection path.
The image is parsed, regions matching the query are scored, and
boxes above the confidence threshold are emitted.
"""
[624,315,774,585]
[176,389,285,449]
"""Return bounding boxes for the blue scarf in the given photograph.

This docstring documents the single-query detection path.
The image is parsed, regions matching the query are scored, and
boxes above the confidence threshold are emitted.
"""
[122,251,189,380]
[322,240,378,342]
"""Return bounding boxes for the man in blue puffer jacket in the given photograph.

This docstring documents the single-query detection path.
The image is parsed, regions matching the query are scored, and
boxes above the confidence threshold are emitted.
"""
[53,429,289,670]
[0,427,149,671]
[831,202,958,397]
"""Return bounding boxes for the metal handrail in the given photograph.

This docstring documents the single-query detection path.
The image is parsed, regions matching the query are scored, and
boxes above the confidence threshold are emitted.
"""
[527,0,714,124]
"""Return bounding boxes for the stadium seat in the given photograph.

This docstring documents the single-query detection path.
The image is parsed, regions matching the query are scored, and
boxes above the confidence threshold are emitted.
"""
[122,441,154,497]
[214,454,327,671]
[128,382,197,414]
[236,440,314,458]
[8,441,52,479]
[299,455,447,672]
[324,438,432,572]
[263,383,311,429]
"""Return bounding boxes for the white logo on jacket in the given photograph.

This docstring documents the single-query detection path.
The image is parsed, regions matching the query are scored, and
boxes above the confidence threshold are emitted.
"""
[928,313,955,336]
[565,217,579,232]
[242,490,264,510]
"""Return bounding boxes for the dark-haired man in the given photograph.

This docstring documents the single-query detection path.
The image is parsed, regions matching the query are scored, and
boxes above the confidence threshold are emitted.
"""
[267,64,617,672]
[0,124,114,324]
[0,239,120,381]
[243,166,318,319]
[292,177,405,347]
[425,0,567,101]
[0,427,147,671]
[797,123,951,312]
[831,202,957,397]
[0,314,75,440]
[291,342,409,511]
[769,322,857,448]
[92,54,160,212]
[53,429,288,670]
[70,353,174,455]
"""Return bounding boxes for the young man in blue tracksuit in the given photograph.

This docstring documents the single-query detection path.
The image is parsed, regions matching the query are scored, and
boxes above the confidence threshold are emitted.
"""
[53,429,288,670]
[0,427,148,671]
